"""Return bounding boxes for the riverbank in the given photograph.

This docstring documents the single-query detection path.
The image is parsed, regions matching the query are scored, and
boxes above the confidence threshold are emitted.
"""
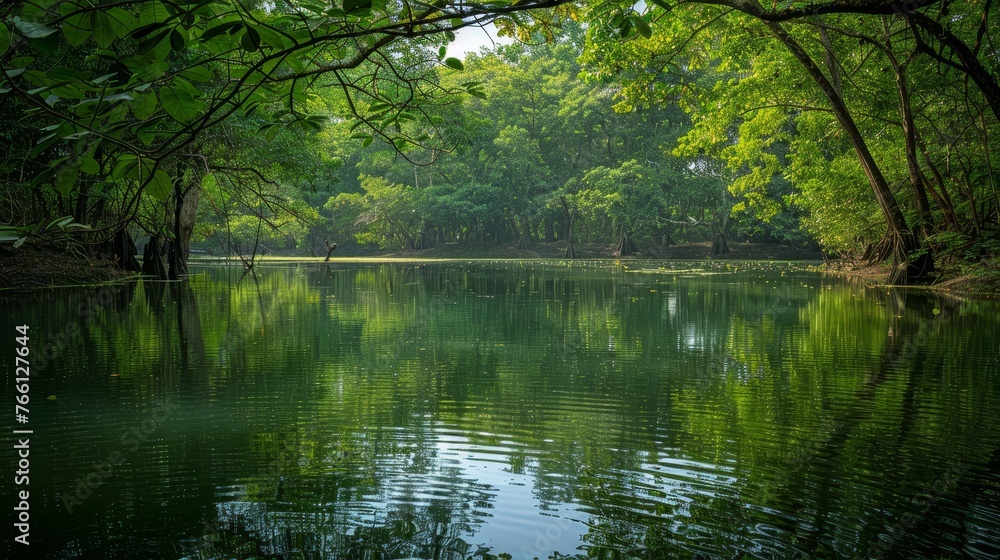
[3,241,999,298]
[823,259,1000,299]
[374,239,826,261]
[0,244,130,289]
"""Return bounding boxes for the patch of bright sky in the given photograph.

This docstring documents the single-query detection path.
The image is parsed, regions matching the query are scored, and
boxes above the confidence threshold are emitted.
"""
[450,22,516,58]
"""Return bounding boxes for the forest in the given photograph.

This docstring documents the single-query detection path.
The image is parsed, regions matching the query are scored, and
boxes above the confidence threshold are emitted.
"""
[1,0,998,286]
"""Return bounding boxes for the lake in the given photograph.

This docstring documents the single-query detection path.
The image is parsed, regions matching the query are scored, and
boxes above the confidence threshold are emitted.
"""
[3,260,999,560]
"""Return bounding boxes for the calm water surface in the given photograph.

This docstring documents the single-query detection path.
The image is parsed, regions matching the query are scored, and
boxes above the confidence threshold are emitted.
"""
[2,260,999,560]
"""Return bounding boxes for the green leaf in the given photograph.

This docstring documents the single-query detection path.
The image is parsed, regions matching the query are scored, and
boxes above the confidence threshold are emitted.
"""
[91,72,117,84]
[199,21,241,42]
[286,54,305,73]
[343,0,372,14]
[128,91,158,119]
[169,29,186,51]
[112,154,139,180]
[139,1,170,27]
[179,65,214,82]
[649,0,672,10]
[255,25,290,50]
[159,78,202,122]
[13,237,27,249]
[91,11,116,48]
[0,23,9,56]
[63,11,92,46]
[296,118,322,132]
[444,57,464,71]
[145,169,173,200]
[79,155,100,175]
[54,164,80,196]
[619,18,632,38]
[240,26,260,52]
[15,20,57,39]
[262,123,280,142]
[104,8,138,37]
[137,28,171,54]
[630,15,651,39]
[49,216,74,230]
[360,135,373,148]
[27,81,76,96]
[29,123,71,158]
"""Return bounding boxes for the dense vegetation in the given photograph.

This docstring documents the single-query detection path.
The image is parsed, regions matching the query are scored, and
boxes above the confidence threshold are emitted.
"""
[1,0,998,284]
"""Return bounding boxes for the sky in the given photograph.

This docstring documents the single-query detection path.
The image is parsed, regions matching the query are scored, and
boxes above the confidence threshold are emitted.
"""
[450,22,516,58]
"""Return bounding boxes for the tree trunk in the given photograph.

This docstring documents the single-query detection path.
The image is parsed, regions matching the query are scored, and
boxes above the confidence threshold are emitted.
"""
[917,136,963,235]
[887,51,935,240]
[711,233,730,257]
[768,22,932,284]
[169,170,199,280]
[143,233,168,280]
[615,229,637,257]
[561,197,576,259]
[323,239,337,261]
[514,215,533,250]
[660,232,675,251]
[112,228,141,272]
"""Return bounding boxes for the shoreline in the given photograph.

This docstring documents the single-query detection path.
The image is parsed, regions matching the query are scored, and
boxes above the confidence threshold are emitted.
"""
[2,242,997,299]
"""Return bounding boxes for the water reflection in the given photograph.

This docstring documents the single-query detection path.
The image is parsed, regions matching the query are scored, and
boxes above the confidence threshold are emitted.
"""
[1,261,998,560]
